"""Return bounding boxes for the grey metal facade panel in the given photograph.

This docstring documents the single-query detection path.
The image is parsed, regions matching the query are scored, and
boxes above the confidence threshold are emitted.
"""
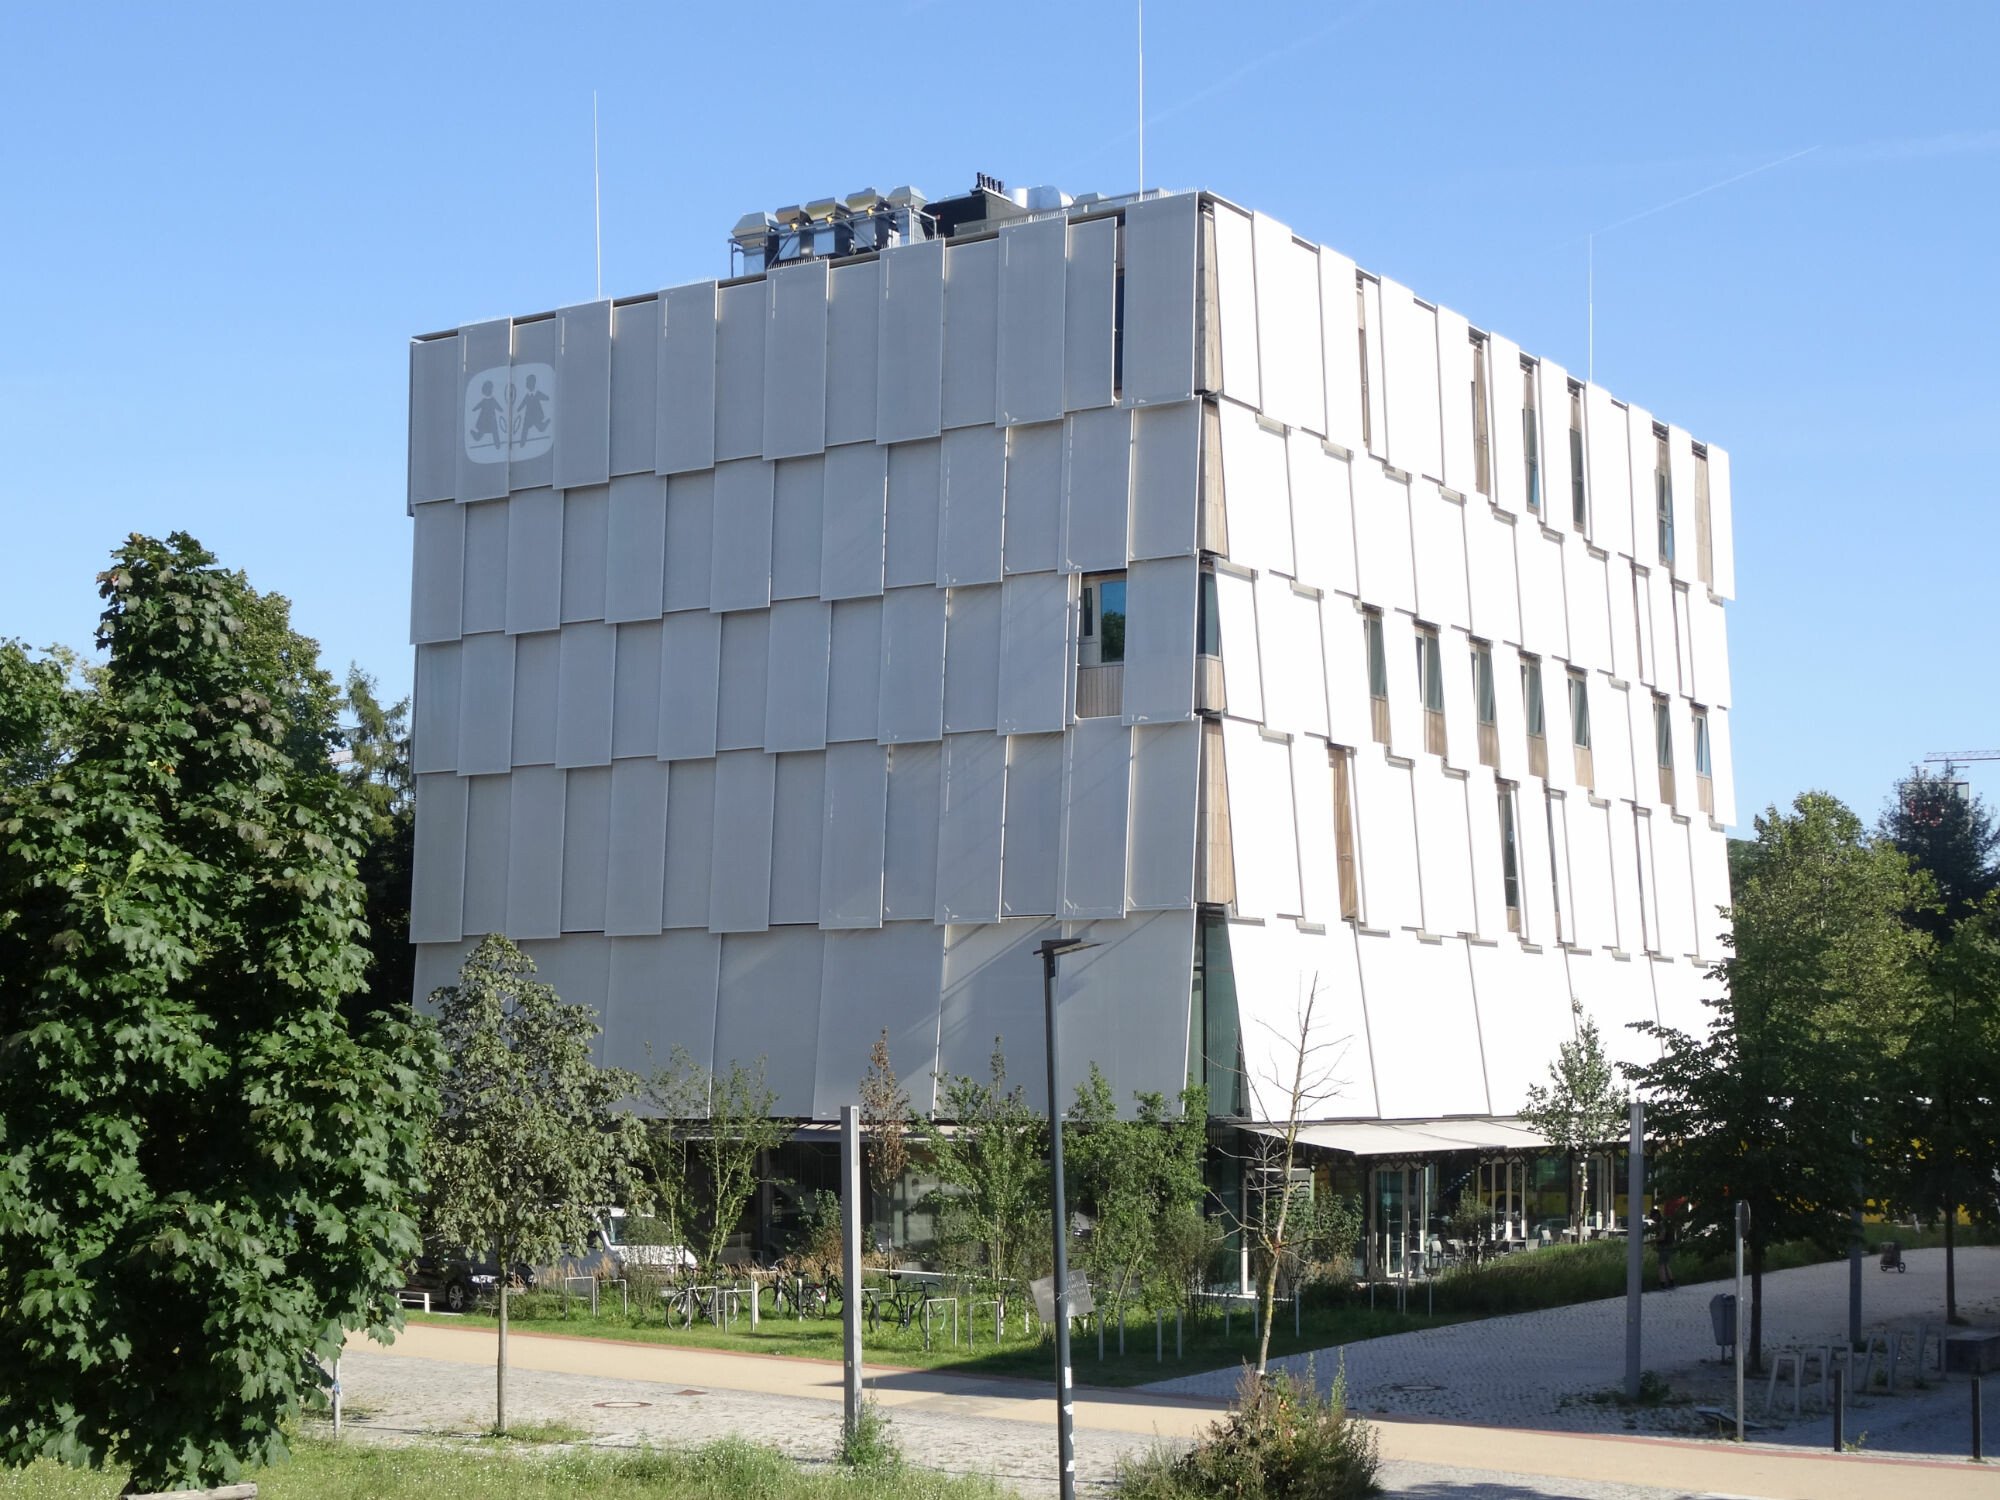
[814,924,946,1117]
[604,757,669,937]
[764,598,832,752]
[507,318,559,494]
[714,928,823,1114]
[708,750,776,934]
[941,238,999,430]
[663,470,715,612]
[412,641,461,774]
[555,622,616,768]
[1126,720,1199,910]
[714,281,766,462]
[656,282,719,475]
[505,488,563,634]
[410,501,465,644]
[819,740,888,929]
[605,473,667,622]
[1120,194,1198,406]
[769,750,826,925]
[996,215,1066,426]
[461,772,510,936]
[562,765,613,932]
[611,620,663,760]
[881,741,942,920]
[825,597,883,743]
[1122,555,1198,723]
[937,919,1055,1104]
[883,439,941,588]
[657,609,721,761]
[1054,910,1196,1107]
[996,571,1071,735]
[935,731,1007,923]
[560,485,609,624]
[505,765,565,939]
[555,300,612,490]
[605,930,719,1075]
[608,298,659,477]
[1130,402,1201,560]
[941,584,1002,734]
[661,757,715,929]
[457,631,515,775]
[819,442,888,600]
[937,425,1006,586]
[875,586,947,744]
[1063,406,1132,573]
[517,937,609,1037]
[410,772,469,944]
[715,609,771,752]
[1063,217,1116,412]
[824,260,880,447]
[511,630,560,766]
[771,455,825,601]
[455,319,511,502]
[1001,731,1064,917]
[1061,716,1133,919]
[762,260,830,459]
[709,459,776,613]
[409,334,459,506]
[1002,421,1063,575]
[875,238,946,444]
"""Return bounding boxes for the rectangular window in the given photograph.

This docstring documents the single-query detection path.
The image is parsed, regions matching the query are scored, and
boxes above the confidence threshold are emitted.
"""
[1077,572,1126,719]
[1330,744,1360,921]
[1522,654,1548,779]
[1416,625,1447,757]
[1568,383,1587,532]
[1470,334,1491,497]
[1568,669,1594,787]
[1521,361,1541,513]
[1654,427,1674,565]
[1653,694,1675,806]
[1694,448,1714,588]
[1498,783,1522,933]
[1365,608,1390,745]
[1197,569,1221,657]
[1198,718,1236,906]
[1473,640,1498,768]
[1693,706,1714,815]
[1356,280,1372,451]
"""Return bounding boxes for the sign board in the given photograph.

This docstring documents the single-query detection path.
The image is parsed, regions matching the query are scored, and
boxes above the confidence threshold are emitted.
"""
[1030,1272,1093,1324]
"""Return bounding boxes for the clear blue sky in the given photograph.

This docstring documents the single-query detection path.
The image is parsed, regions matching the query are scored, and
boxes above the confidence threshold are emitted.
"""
[4,2,1996,827]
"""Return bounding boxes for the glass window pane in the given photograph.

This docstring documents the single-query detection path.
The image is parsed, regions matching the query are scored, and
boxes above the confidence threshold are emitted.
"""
[1098,578,1126,664]
[1569,673,1591,748]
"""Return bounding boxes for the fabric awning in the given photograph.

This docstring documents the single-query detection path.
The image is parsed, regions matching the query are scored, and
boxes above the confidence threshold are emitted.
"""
[1250,1118,1550,1157]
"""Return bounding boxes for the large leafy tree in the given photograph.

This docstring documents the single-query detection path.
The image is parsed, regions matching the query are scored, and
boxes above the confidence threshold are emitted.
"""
[1065,1067,1208,1316]
[339,668,413,1020]
[424,935,643,1433]
[0,534,442,1492]
[0,639,91,788]
[1518,1009,1628,1235]
[1630,793,1926,1370]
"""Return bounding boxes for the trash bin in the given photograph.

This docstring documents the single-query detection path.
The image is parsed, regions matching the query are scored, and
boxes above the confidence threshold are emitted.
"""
[1709,1293,1737,1356]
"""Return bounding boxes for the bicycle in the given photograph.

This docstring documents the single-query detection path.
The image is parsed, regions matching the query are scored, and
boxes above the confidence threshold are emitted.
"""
[663,1272,718,1329]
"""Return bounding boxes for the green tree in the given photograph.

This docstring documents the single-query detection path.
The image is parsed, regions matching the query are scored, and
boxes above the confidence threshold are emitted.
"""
[1518,1009,1628,1236]
[0,639,91,788]
[339,668,413,1020]
[860,1030,912,1238]
[640,1052,784,1278]
[424,935,643,1433]
[1065,1067,1208,1316]
[0,533,441,1492]
[917,1042,1049,1295]
[1880,767,1999,939]
[1630,793,1926,1370]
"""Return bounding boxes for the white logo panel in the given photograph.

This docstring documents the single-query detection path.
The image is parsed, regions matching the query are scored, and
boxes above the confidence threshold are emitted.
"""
[464,363,556,464]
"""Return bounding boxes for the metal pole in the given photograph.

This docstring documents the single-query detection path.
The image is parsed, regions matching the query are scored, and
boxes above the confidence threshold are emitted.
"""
[1734,1200,1749,1444]
[1040,937,1084,1500]
[1849,1206,1863,1353]
[1832,1366,1844,1451]
[1625,1099,1644,1402]
[840,1104,863,1445]
[1974,1376,1984,1463]
[332,1356,342,1439]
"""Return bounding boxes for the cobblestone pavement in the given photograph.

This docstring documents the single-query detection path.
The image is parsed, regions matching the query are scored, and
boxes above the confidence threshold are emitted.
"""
[1144,1245,2000,1457]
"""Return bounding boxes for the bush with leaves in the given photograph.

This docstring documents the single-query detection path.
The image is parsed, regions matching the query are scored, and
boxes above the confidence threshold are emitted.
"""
[917,1042,1049,1295]
[1065,1067,1208,1314]
[860,1030,912,1238]
[641,1049,785,1279]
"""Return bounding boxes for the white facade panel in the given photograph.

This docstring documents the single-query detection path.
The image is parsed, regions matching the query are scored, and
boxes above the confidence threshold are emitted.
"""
[1490,640,1528,785]
[605,473,666,623]
[1360,934,1489,1119]
[1210,203,1260,409]
[457,631,515,776]
[661,758,715,929]
[1379,610,1423,763]
[1003,421,1064,574]
[560,485,609,624]
[876,586,947,744]
[1061,717,1132,920]
[1123,556,1198,724]
[461,773,510,937]
[1593,679,1636,805]
[883,439,941,588]
[820,740,888,929]
[555,622,615,769]
[1546,790,1577,942]
[819,441,887,599]
[555,300,612,491]
[1565,545,1611,670]
[504,328,558,491]
[1321,597,1370,750]
[411,772,468,944]
[938,424,1006,585]
[1487,336,1525,517]
[1652,812,1696,957]
[941,584,1002,734]
[1515,523,1569,660]
[713,929,823,1114]
[1255,218,1325,435]
[655,281,717,476]
[603,930,719,1078]
[1353,752,1420,930]
[1120,193,1198,406]
[1063,216,1116,412]
[1231,921,1376,1120]
[408,334,458,506]
[713,281,765,463]
[657,609,721,761]
[1289,433,1355,598]
[708,750,776,934]
[1470,942,1573,1115]
[1709,705,1736,826]
[1537,360,1574,528]
[709,459,775,613]
[937,919,1058,1106]
[997,571,1071,735]
[461,499,507,635]
[1645,567,1682,695]
[1412,767,1476,935]
[562,766,613,933]
[1708,445,1736,599]
[825,596,883,743]
[714,609,770,752]
[1062,406,1132,574]
[1439,626,1478,773]
[505,765,564,939]
[1127,720,1200,911]
[1000,731,1064,917]
[662,471,714,612]
[1380,285,1442,482]
[1409,488,1469,633]
[770,455,824,601]
[825,260,879,448]
[1666,427,1697,585]
[815,924,946,1117]
[1627,405,1659,567]
[1318,249,1363,455]
[941,238,999,430]
[1610,562,1644,685]
[1690,821,1731,960]
[762,260,829,459]
[1565,797,1615,950]
[505,488,563,635]
[605,757,669,937]
[511,630,559,766]
[936,732,1007,923]
[608,298,658,478]
[764,598,832,752]
[1689,589,1732,709]
[1462,765,1505,938]
[1350,462,1415,615]
[1584,387,1632,557]
[1213,568,1264,723]
[1130,402,1201,560]
[882,741,942,920]
[1257,577,1327,738]
[455,319,511,503]
[413,641,461,774]
[1052,910,1197,1107]
[411,502,465,644]
[875,238,946,444]
[1291,735,1338,924]
[1222,720,1300,919]
[610,620,662,761]
[769,750,826,926]
[1437,310,1476,498]
[1217,401,1293,578]
[997,215,1066,426]
[1464,502,1520,647]
[1516,781,1559,944]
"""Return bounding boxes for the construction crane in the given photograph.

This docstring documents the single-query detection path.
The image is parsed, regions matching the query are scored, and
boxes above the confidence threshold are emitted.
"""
[1924,750,2000,778]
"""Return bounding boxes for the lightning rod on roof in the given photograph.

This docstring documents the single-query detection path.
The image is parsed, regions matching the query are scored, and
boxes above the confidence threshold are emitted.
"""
[1137,0,1146,194]
[593,92,603,301]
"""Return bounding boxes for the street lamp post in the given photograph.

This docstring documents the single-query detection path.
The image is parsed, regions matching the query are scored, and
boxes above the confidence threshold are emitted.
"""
[1039,934,1096,1500]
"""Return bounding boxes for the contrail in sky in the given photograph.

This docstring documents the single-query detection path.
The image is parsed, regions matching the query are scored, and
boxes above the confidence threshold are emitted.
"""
[1591,144,1821,238]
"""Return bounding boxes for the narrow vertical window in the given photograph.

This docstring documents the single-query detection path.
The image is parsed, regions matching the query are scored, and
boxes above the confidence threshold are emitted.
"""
[1473,640,1498,768]
[1630,571,1647,684]
[1654,427,1674,565]
[1112,253,1126,401]
[1365,608,1390,745]
[1417,625,1446,757]
[1470,334,1491,497]
[1199,719,1236,906]
[1568,383,1587,532]
[1521,360,1541,513]
[1197,569,1221,657]
[1330,744,1360,921]
[1653,693,1674,805]
[1694,447,1714,588]
[1498,783,1522,933]
[1522,654,1548,779]
[1568,668,1594,788]
[1693,706,1714,816]
[1356,280,1372,451]
[1633,808,1653,953]
[1077,572,1126,719]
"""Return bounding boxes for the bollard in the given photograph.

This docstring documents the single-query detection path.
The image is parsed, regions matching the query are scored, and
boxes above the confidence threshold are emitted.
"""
[1119,1306,1126,1357]
[1176,1307,1183,1360]
[1225,1305,1231,1339]
[1294,1292,1300,1339]
[1097,1314,1105,1361]
[1973,1376,1983,1463]
[1832,1367,1844,1452]
[750,1279,758,1330]
[1156,1309,1163,1363]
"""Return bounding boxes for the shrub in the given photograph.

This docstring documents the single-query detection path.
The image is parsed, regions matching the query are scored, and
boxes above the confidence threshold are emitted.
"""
[838,1398,903,1472]
[1115,1360,1379,1499]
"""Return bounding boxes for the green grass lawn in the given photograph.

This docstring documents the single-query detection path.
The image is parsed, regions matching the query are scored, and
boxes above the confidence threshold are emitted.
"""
[0,1436,1010,1500]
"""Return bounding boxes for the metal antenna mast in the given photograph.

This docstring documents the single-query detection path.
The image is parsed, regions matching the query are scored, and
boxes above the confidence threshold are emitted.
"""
[1137,0,1146,193]
[593,91,603,301]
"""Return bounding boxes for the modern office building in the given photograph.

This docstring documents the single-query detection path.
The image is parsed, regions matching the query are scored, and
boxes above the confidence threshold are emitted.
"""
[405,179,1736,1267]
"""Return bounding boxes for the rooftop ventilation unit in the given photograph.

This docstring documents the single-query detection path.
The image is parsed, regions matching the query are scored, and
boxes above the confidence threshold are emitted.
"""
[730,184,935,273]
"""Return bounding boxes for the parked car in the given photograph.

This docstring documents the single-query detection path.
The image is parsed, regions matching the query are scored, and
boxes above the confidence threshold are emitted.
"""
[409,1246,536,1313]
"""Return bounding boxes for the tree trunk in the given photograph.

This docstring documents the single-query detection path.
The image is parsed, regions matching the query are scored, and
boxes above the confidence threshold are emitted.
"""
[496,1281,509,1434]
[1945,1209,1961,1324]
[1749,1247,1765,1377]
